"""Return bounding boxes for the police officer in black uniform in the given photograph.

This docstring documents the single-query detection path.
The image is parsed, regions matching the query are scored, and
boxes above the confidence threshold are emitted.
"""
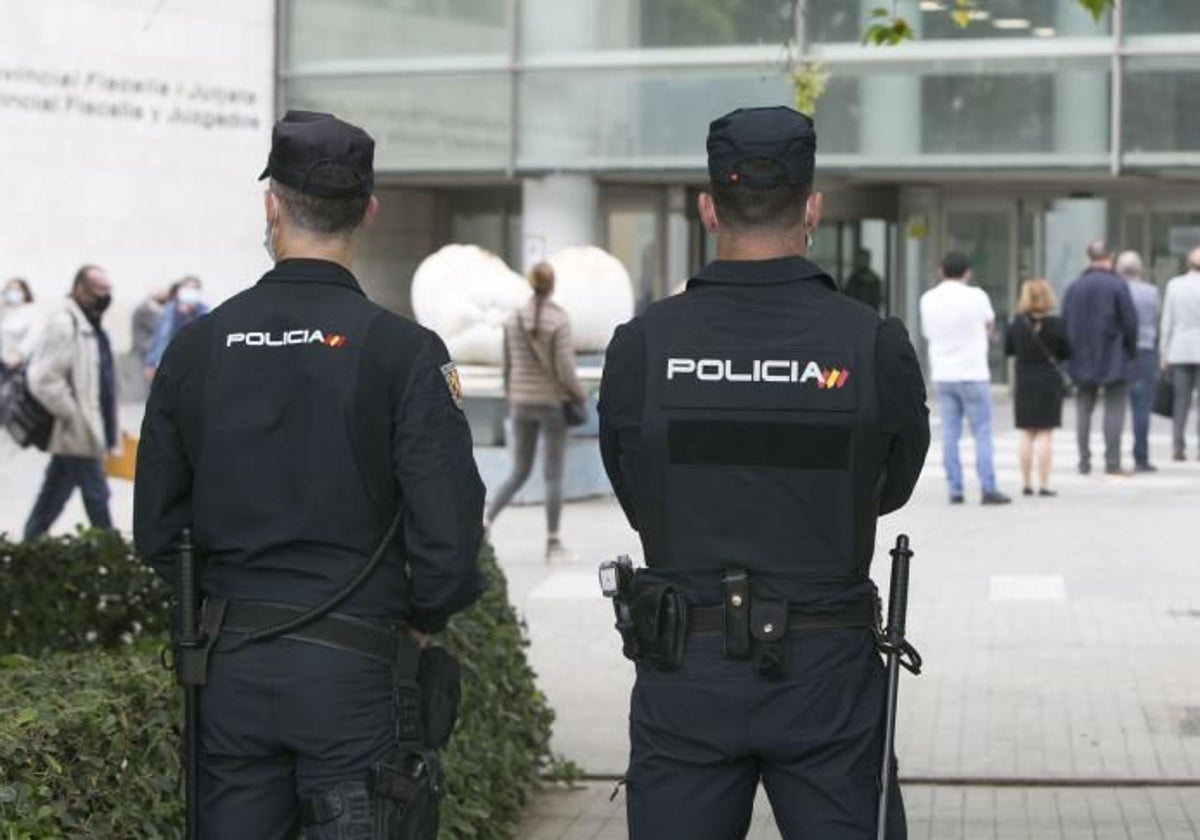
[133,111,485,838]
[598,106,930,839]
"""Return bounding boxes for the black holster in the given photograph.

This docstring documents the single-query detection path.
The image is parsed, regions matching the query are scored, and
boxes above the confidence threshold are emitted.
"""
[357,641,459,839]
[630,583,689,671]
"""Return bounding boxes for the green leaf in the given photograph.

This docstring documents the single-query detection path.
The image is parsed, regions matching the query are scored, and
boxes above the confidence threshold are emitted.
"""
[952,9,972,27]
[1076,0,1112,22]
[869,6,890,18]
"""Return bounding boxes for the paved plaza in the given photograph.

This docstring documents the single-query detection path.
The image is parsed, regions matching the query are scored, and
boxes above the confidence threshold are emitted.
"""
[3,397,1199,837]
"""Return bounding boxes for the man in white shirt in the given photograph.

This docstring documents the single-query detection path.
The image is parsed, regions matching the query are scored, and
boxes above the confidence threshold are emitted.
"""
[1160,246,1200,460]
[920,252,1010,505]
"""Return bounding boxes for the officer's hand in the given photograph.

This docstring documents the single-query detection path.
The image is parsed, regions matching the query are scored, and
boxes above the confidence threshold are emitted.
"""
[409,629,431,648]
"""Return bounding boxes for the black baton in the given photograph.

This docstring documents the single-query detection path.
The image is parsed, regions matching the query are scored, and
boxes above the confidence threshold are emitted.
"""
[176,529,204,840]
[877,534,922,840]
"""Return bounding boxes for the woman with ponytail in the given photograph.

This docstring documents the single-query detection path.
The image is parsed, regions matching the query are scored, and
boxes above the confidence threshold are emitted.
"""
[485,262,587,559]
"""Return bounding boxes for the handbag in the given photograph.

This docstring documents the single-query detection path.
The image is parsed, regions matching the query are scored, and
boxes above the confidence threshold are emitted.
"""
[1024,316,1074,397]
[1153,369,1174,418]
[1,365,53,450]
[515,314,588,427]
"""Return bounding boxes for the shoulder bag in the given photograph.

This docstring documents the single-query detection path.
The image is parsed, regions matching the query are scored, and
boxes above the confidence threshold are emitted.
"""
[1024,316,1074,397]
[515,314,587,427]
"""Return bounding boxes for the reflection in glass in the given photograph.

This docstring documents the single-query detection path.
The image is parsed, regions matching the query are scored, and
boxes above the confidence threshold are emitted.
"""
[1124,0,1200,35]
[286,75,511,170]
[518,68,792,167]
[285,0,511,66]
[521,0,795,53]
[805,0,1109,43]
[1123,61,1200,153]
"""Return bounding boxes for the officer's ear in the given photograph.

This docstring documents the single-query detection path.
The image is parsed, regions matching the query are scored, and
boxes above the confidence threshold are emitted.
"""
[804,191,824,236]
[264,190,279,227]
[698,192,719,234]
[360,195,381,231]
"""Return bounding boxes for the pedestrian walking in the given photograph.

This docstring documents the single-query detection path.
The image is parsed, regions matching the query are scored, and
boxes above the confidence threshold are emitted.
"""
[598,106,930,839]
[23,265,117,539]
[1062,241,1138,475]
[1116,251,1160,471]
[144,275,209,377]
[1005,279,1071,496]
[1,277,37,371]
[484,261,588,560]
[919,251,1010,505]
[133,111,485,837]
[1160,246,1200,460]
[131,286,169,365]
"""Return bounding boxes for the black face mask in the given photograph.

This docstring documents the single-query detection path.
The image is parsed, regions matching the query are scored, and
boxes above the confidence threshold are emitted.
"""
[91,294,112,315]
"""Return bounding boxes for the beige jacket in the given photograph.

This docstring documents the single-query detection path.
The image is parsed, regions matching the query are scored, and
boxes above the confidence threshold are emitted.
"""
[27,298,109,457]
[502,298,586,408]
[1161,271,1200,364]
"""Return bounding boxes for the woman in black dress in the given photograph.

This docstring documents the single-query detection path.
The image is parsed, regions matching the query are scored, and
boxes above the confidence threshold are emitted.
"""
[1006,279,1071,497]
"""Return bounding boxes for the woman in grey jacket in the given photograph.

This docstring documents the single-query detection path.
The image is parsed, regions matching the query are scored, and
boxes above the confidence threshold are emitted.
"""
[485,262,587,559]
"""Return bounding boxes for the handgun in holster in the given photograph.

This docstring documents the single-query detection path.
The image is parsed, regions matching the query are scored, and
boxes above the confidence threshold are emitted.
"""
[600,555,639,661]
[600,556,689,671]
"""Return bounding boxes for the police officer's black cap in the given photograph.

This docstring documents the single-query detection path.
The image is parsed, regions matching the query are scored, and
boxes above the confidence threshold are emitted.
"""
[707,106,817,190]
[258,110,375,199]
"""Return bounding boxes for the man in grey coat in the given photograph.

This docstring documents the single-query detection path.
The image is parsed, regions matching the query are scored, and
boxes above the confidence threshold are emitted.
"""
[1160,247,1200,460]
[23,265,118,539]
[1062,241,1138,475]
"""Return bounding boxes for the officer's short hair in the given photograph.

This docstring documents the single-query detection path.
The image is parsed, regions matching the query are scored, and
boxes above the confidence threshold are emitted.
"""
[270,179,370,237]
[710,159,809,232]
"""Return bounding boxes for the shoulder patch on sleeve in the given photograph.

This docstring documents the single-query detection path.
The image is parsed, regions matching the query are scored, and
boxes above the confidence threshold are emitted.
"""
[441,362,464,409]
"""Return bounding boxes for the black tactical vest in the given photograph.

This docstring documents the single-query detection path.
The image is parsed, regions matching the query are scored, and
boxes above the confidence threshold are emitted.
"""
[632,261,883,587]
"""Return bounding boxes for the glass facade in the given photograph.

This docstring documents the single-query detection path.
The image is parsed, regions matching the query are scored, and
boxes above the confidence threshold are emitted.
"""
[282,0,1200,174]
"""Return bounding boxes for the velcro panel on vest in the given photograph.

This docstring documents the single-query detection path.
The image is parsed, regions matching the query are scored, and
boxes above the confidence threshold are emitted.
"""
[668,420,851,469]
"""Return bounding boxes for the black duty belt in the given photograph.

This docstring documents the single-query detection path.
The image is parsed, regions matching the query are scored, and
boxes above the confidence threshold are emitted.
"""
[688,599,876,636]
[219,600,405,664]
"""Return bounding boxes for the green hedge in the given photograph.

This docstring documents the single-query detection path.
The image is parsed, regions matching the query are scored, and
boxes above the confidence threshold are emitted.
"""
[0,529,171,656]
[0,533,559,838]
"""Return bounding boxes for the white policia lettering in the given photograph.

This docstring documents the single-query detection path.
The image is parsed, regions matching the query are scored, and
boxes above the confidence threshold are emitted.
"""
[666,358,829,384]
[226,329,328,348]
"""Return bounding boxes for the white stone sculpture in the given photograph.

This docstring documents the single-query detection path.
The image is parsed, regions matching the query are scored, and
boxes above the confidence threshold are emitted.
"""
[410,245,529,365]
[546,245,636,353]
[411,243,636,363]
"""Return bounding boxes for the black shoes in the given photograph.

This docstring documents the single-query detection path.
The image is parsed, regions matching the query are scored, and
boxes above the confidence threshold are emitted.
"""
[1078,463,1092,475]
[1023,487,1034,497]
[1038,488,1057,497]
[980,491,1012,505]
[1134,462,1157,473]
[949,495,965,505]
[1023,486,1057,498]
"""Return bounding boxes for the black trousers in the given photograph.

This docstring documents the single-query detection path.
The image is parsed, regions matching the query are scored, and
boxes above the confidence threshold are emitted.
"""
[197,636,393,839]
[626,629,906,840]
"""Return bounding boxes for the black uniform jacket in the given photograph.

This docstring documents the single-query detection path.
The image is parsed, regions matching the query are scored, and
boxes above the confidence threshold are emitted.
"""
[598,256,929,608]
[134,258,485,633]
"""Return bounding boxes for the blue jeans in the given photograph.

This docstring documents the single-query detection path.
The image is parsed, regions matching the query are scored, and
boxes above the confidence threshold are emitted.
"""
[23,455,113,540]
[936,381,997,497]
[1129,349,1158,466]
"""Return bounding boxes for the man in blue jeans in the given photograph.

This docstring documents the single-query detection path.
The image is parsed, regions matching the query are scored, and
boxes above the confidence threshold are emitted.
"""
[919,252,1011,505]
[1116,251,1159,472]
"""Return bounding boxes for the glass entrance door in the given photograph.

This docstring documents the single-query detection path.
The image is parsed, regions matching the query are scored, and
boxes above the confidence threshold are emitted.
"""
[942,202,1017,381]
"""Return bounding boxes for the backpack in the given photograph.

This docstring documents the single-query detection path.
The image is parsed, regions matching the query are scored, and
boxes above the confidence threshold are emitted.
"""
[1,364,52,450]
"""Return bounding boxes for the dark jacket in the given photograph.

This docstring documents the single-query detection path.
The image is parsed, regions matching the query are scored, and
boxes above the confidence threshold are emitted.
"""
[1062,267,1138,386]
[598,256,929,609]
[133,258,485,633]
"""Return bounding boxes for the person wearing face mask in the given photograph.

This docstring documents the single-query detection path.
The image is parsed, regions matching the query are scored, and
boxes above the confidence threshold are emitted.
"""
[1,277,37,372]
[144,275,209,378]
[23,265,118,539]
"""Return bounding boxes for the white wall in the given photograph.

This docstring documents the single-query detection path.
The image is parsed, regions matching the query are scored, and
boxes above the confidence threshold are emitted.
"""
[0,0,275,354]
